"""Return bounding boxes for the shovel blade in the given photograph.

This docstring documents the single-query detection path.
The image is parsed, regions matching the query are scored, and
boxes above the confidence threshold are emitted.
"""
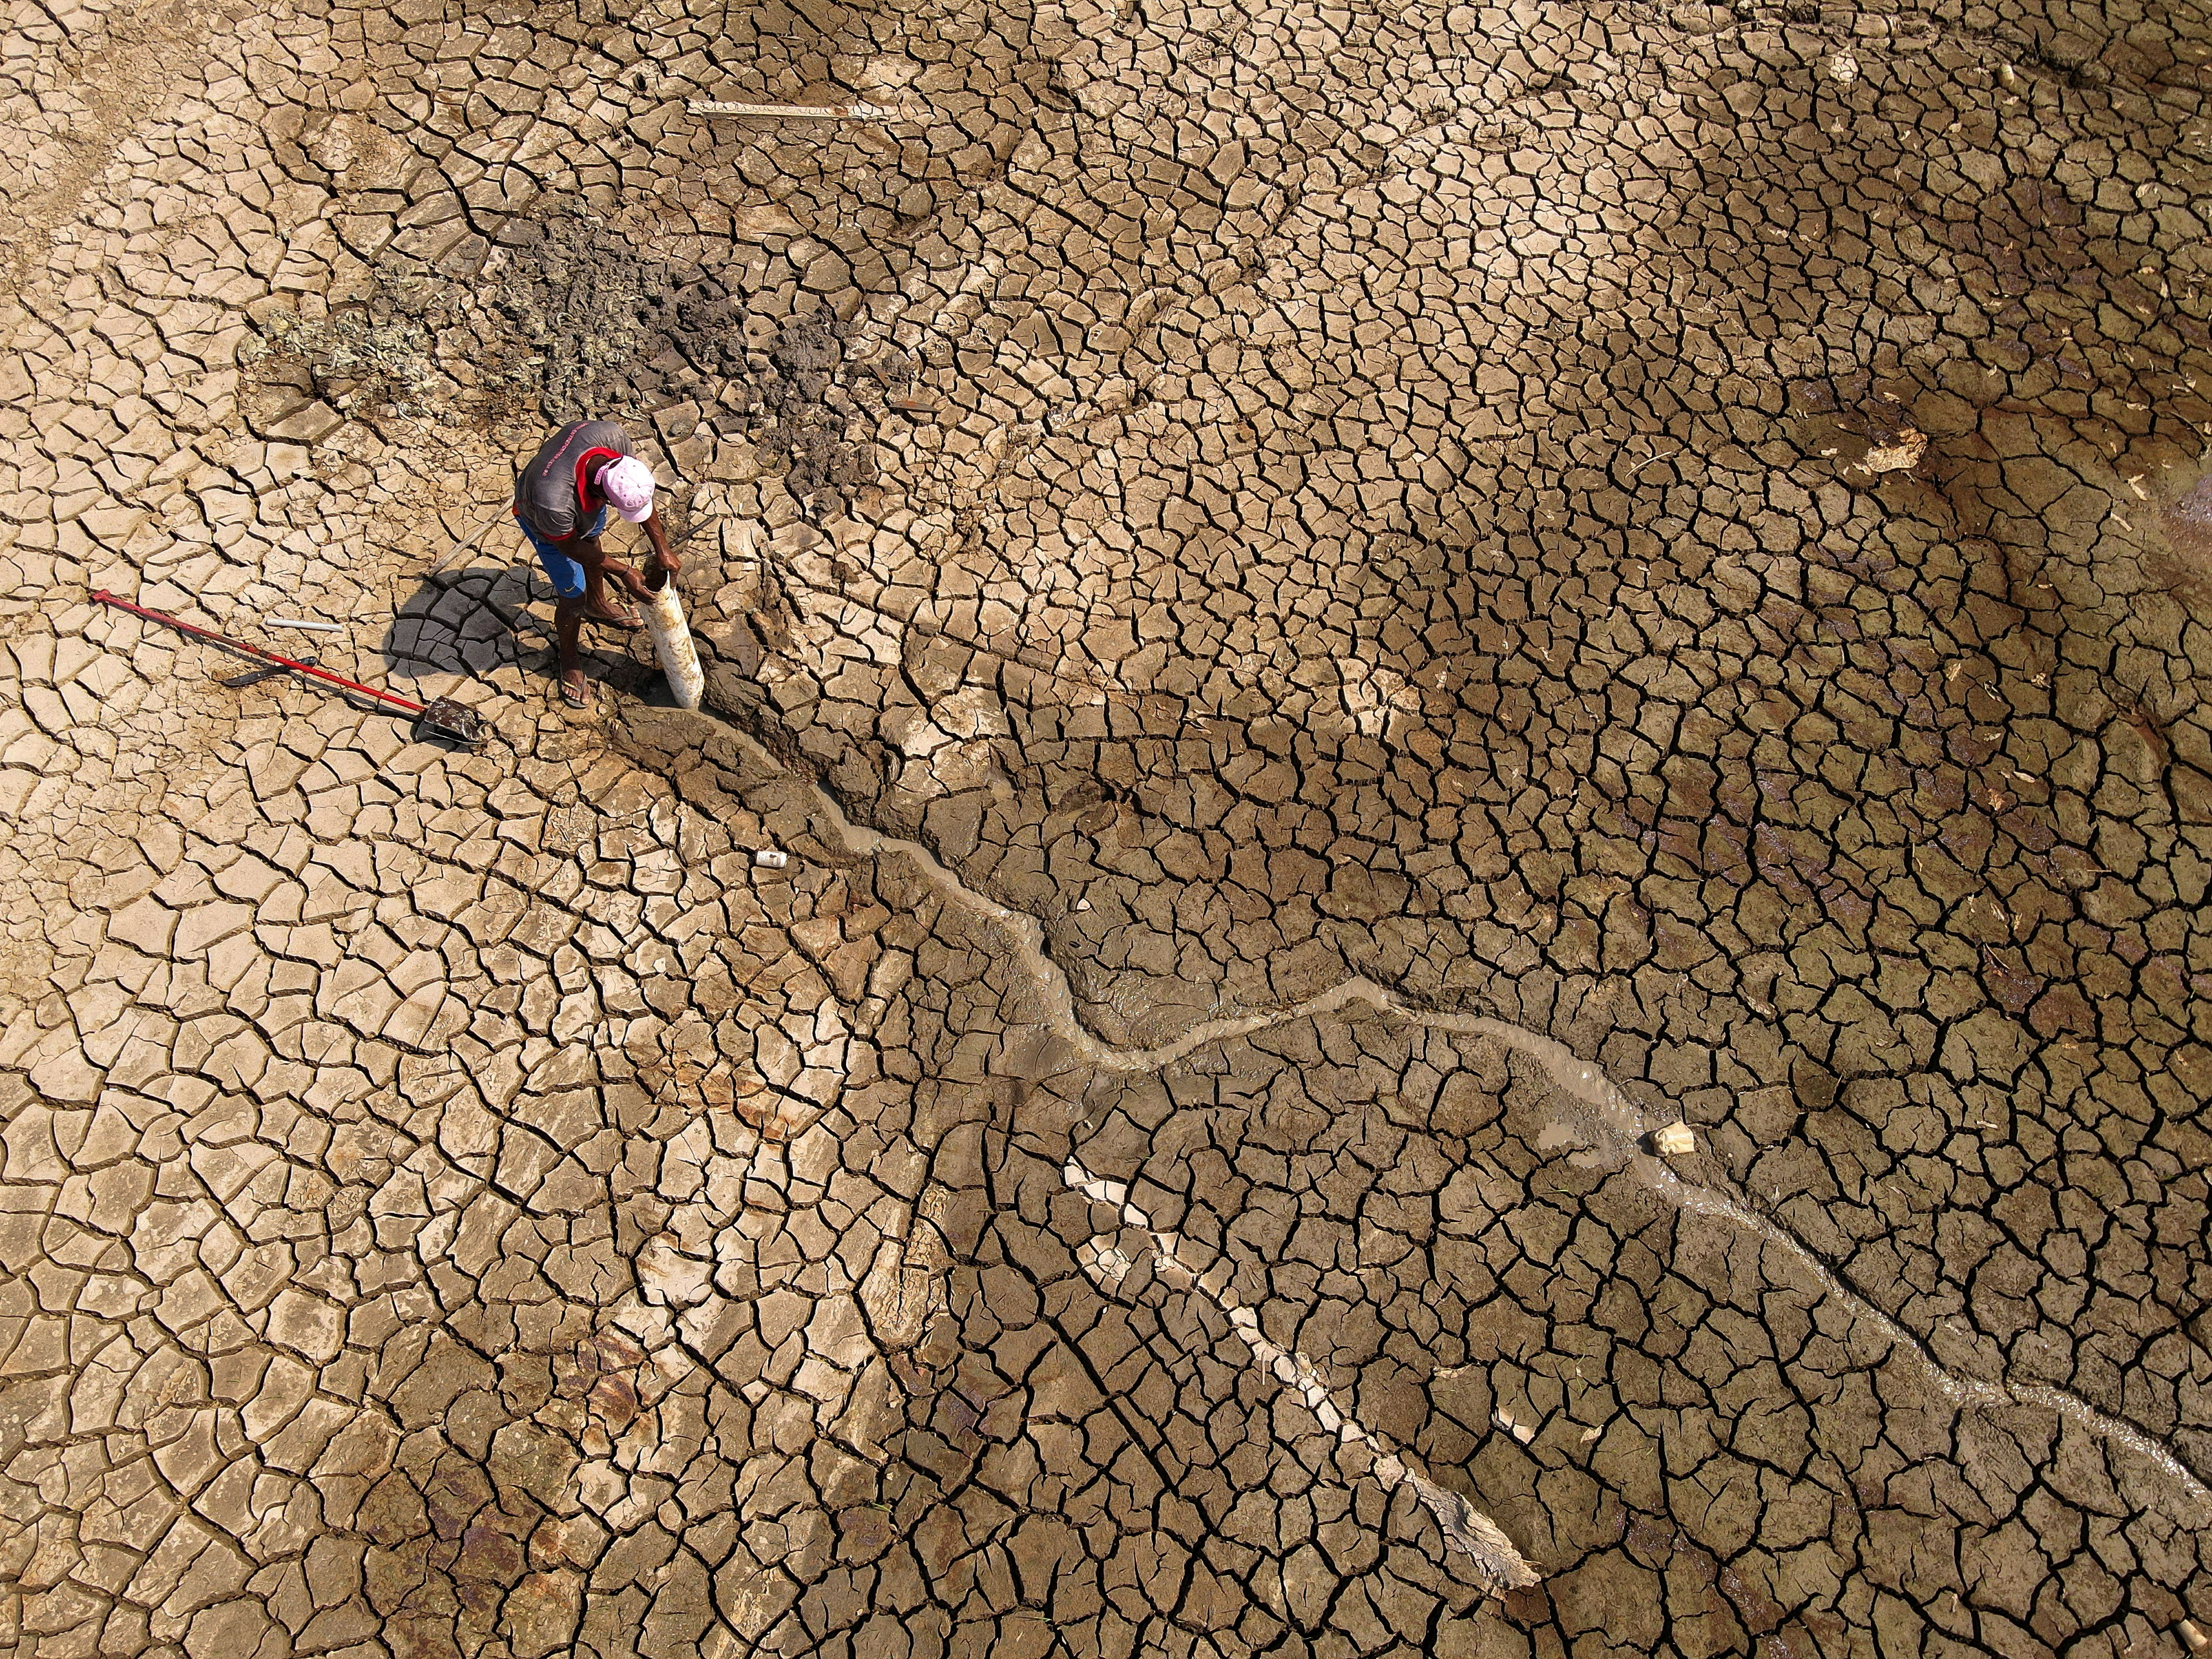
[416,696,487,745]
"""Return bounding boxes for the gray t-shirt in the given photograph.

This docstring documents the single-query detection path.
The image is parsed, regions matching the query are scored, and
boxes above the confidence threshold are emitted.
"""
[513,419,637,541]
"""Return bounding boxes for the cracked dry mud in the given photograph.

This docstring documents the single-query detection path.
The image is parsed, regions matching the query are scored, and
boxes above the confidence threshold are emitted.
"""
[4,0,2212,1655]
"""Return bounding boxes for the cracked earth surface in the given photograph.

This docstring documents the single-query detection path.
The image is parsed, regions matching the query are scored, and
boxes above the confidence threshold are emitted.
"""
[5,0,2212,1654]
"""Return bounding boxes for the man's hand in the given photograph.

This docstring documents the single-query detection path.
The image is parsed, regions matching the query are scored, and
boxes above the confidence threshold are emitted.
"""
[602,559,656,604]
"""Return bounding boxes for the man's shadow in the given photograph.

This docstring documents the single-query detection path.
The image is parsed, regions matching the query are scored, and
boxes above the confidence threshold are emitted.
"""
[382,551,658,704]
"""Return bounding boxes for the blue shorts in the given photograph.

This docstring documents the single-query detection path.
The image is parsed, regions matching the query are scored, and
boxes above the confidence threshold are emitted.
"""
[514,505,607,599]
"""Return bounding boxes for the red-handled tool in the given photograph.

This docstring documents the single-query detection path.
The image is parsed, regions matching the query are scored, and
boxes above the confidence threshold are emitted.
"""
[92,590,488,745]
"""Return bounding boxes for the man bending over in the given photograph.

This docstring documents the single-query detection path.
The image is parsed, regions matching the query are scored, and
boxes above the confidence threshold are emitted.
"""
[512,418,680,707]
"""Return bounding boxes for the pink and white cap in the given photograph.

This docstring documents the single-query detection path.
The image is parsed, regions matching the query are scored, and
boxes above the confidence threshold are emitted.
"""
[601,456,656,523]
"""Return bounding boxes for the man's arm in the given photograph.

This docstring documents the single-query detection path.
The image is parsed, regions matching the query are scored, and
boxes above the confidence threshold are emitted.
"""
[639,509,680,583]
[567,531,663,604]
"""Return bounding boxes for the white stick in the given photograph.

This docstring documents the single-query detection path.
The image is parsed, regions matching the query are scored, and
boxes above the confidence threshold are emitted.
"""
[266,617,342,633]
[427,508,507,579]
[687,100,902,119]
[640,582,705,711]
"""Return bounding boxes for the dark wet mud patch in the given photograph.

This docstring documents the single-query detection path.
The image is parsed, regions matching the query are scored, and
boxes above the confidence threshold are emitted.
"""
[242,208,912,516]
